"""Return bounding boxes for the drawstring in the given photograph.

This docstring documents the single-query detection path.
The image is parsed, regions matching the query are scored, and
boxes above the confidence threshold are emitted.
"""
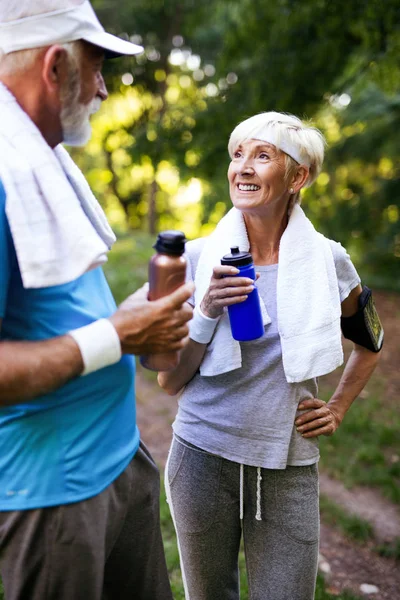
[255,467,262,521]
[239,464,263,521]
[240,463,244,520]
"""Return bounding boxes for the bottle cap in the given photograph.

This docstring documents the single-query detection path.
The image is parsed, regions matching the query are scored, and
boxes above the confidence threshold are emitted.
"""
[221,246,253,267]
[153,230,187,255]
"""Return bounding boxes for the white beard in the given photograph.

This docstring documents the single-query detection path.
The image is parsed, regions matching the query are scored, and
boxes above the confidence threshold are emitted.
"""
[60,83,102,147]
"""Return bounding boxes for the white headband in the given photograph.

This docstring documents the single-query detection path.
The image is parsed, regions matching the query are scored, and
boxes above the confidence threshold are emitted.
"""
[253,127,311,167]
[0,1,143,57]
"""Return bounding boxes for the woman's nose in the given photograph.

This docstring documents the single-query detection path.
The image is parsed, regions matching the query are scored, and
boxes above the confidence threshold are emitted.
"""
[236,157,254,175]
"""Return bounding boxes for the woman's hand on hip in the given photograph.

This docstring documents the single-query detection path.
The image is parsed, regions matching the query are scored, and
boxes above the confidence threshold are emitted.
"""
[295,398,342,438]
[200,265,256,319]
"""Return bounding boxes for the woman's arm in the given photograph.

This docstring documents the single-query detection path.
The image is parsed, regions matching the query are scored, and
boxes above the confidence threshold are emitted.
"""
[158,338,208,396]
[158,265,256,395]
[294,284,382,437]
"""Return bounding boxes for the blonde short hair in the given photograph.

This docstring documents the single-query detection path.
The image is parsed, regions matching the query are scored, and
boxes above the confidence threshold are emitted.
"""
[228,111,326,188]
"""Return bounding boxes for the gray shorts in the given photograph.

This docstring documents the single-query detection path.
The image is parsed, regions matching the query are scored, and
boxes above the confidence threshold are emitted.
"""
[0,441,172,600]
[166,435,319,600]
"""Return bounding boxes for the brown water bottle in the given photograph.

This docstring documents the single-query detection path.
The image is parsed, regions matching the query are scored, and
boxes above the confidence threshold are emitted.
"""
[140,230,187,372]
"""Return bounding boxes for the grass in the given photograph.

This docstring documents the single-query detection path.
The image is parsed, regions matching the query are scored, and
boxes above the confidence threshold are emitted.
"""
[374,538,400,561]
[318,378,400,504]
[317,375,400,561]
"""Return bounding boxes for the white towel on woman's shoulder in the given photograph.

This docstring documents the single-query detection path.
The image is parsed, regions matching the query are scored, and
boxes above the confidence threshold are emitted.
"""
[192,204,343,383]
[0,82,116,289]
[277,205,343,382]
[193,207,271,376]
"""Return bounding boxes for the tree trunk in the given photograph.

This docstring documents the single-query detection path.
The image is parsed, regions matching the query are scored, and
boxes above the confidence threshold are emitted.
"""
[149,179,158,235]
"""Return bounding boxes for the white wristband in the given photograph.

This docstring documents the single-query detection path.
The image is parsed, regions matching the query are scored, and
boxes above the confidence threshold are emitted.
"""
[69,319,122,376]
[189,304,221,344]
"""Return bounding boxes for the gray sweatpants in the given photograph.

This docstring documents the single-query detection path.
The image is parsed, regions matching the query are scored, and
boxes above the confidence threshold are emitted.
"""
[165,436,319,600]
[0,442,173,600]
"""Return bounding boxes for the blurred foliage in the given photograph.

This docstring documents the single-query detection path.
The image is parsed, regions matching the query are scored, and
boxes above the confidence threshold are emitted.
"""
[303,85,400,287]
[102,230,154,303]
[71,0,400,288]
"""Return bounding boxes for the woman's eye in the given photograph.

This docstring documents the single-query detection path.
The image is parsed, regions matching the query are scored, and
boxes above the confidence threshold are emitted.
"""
[259,152,269,159]
[233,151,242,158]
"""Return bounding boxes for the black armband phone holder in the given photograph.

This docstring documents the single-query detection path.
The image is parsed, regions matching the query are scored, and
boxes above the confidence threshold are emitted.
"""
[340,286,384,352]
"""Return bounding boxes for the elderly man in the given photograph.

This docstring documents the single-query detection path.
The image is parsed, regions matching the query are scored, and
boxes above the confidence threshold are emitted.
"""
[0,2,193,599]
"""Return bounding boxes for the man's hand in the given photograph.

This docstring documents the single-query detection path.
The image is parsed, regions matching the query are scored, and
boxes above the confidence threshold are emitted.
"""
[109,282,194,356]
[295,398,342,438]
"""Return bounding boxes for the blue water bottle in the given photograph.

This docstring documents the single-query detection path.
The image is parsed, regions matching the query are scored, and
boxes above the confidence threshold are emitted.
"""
[221,247,264,341]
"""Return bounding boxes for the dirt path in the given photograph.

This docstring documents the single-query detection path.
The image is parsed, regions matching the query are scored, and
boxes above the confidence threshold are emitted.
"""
[319,523,399,599]
[135,366,400,600]
[319,473,400,543]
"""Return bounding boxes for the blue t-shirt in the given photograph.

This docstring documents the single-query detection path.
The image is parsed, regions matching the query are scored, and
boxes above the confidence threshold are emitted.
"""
[0,181,139,510]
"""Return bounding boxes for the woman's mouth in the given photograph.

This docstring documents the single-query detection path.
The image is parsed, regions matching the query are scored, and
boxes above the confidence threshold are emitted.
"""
[237,184,260,191]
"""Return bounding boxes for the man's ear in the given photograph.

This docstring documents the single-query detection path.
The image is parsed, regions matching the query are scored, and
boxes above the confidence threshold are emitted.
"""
[290,165,309,193]
[42,45,69,97]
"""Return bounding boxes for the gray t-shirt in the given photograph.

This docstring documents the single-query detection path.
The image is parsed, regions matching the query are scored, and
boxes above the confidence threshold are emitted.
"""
[173,237,360,469]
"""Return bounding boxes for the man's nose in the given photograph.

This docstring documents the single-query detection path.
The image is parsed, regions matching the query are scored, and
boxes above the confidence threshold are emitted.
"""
[97,72,108,101]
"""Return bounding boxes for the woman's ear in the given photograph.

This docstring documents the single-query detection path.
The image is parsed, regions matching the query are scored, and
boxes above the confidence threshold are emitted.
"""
[41,45,69,98]
[290,165,309,193]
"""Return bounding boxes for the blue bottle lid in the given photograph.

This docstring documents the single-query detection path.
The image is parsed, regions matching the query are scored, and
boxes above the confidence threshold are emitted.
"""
[153,230,187,255]
[221,246,253,267]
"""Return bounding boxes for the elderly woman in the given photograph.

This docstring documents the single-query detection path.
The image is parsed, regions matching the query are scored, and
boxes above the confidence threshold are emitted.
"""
[158,111,383,600]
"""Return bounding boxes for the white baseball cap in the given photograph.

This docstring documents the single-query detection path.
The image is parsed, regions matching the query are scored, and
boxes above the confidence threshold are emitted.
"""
[0,0,143,58]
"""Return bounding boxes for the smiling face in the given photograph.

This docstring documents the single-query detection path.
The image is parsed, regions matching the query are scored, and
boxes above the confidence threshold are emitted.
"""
[228,139,290,215]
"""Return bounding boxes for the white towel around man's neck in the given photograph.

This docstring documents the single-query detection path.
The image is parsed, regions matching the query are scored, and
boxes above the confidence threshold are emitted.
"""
[0,82,116,289]
[192,205,343,383]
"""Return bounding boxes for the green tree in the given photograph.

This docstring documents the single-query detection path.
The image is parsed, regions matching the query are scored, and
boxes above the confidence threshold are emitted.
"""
[74,0,399,286]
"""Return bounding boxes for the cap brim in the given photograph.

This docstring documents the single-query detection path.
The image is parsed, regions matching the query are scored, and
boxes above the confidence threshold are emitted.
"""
[82,30,143,59]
